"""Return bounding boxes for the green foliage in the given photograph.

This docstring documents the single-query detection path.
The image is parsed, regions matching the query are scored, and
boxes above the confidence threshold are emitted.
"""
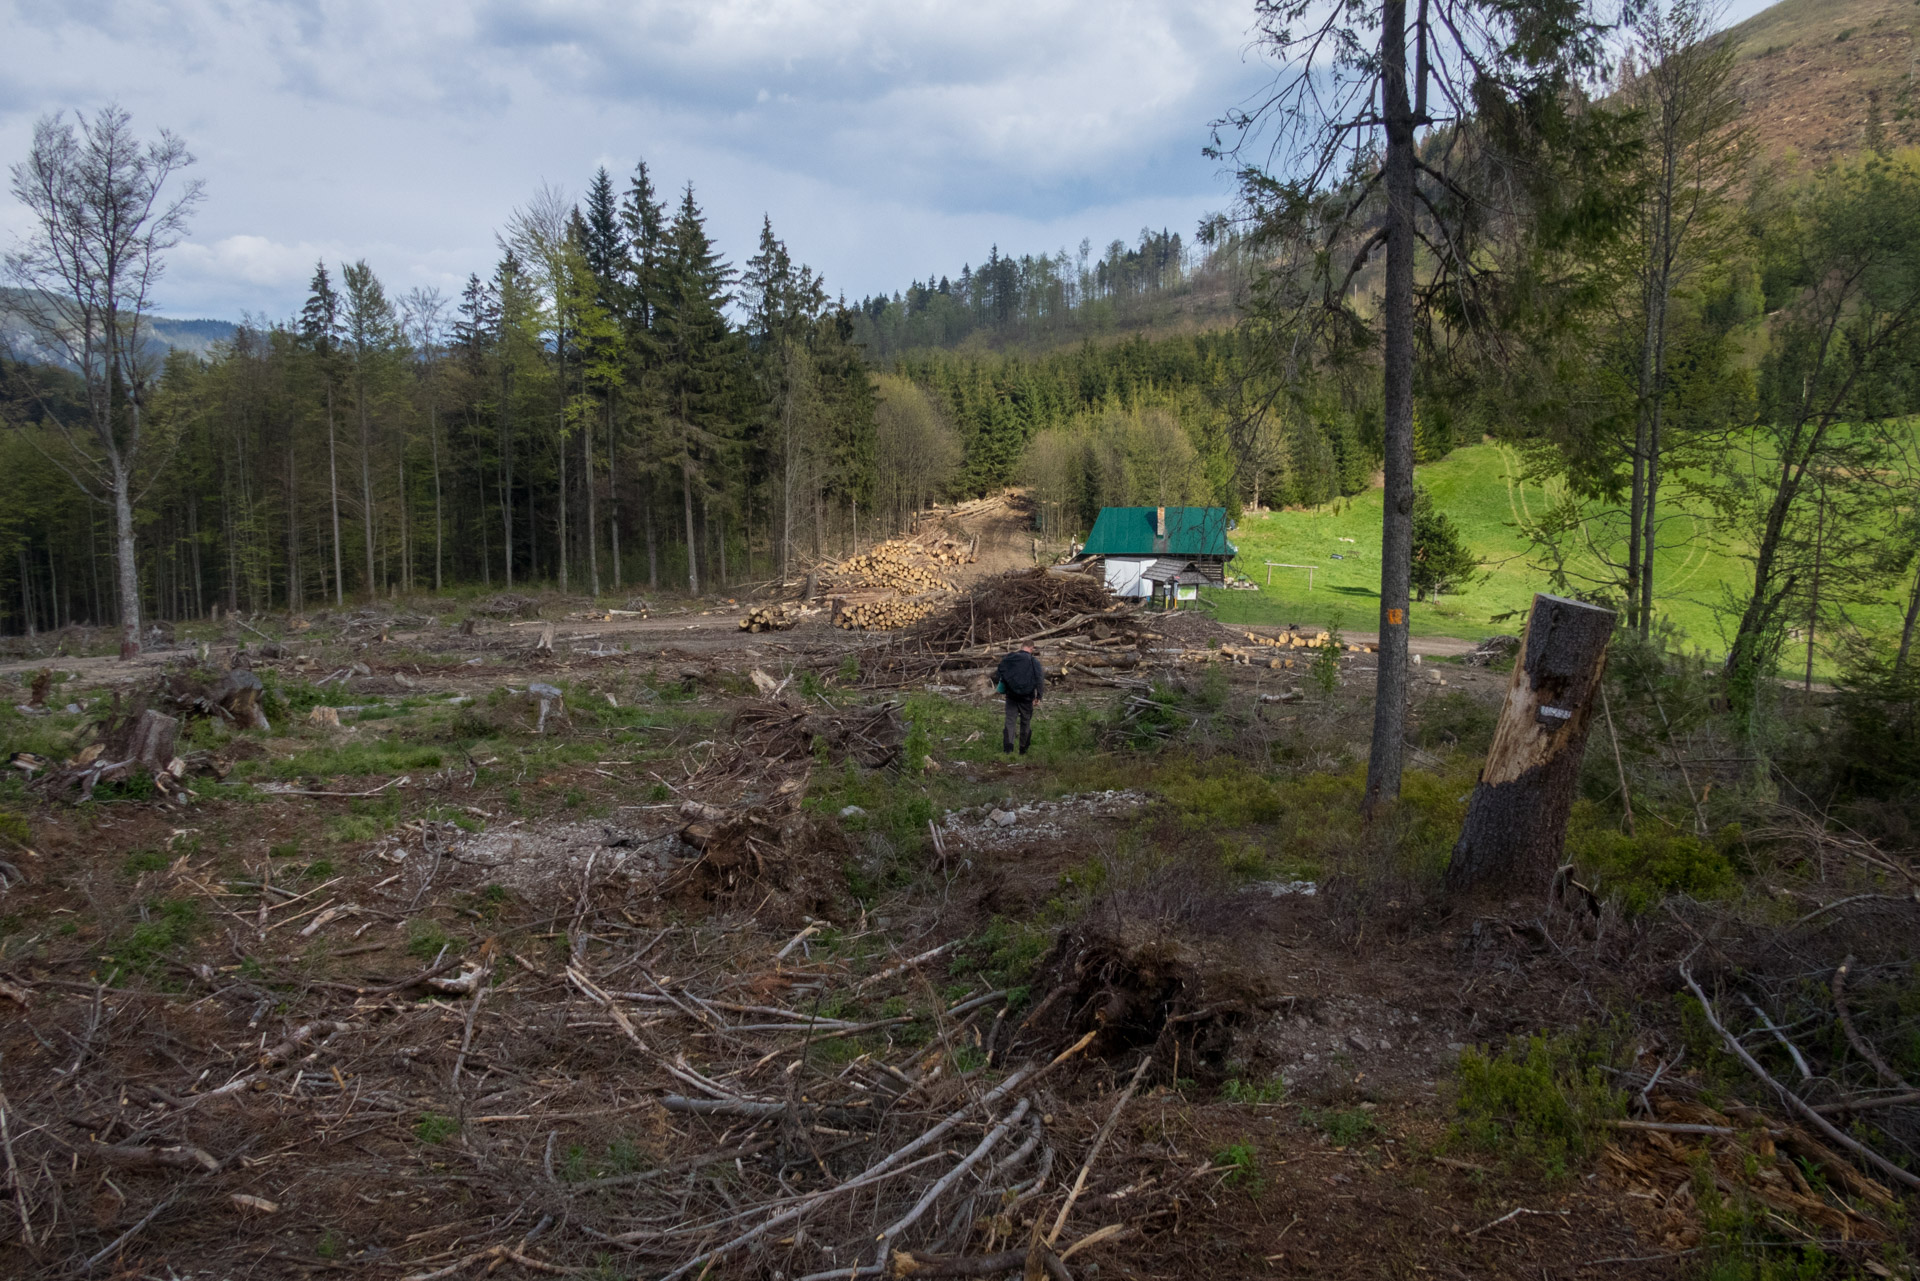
[1451,1034,1624,1177]
[110,898,201,974]
[0,809,27,848]
[1310,621,1344,695]
[1304,1107,1377,1146]
[1410,487,1480,600]
[121,848,170,876]
[407,918,454,960]
[413,1112,458,1144]
[1157,758,1282,827]
[967,917,1052,987]
[1566,803,1739,913]
[1220,1075,1287,1105]
[1211,1141,1262,1189]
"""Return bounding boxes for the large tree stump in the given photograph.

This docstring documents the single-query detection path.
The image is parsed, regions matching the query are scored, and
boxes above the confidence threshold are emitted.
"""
[128,710,181,772]
[1445,593,1616,895]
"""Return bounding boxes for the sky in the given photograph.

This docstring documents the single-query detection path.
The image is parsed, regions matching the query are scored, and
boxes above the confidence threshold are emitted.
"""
[1,0,1783,325]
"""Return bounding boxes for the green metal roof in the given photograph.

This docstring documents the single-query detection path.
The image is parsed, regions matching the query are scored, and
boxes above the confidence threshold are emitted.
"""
[1081,507,1235,558]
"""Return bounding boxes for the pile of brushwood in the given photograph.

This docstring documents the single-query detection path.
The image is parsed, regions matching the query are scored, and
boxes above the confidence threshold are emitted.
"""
[907,570,1121,653]
[729,700,908,770]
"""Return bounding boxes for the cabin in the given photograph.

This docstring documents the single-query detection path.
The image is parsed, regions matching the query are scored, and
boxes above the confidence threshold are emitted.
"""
[1070,505,1235,607]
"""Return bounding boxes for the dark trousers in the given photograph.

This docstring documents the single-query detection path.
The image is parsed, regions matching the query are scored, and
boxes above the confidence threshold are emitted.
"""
[1003,696,1034,753]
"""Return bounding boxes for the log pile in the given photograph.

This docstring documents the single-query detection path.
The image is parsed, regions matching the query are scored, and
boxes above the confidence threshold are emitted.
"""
[739,602,802,632]
[834,598,937,631]
[824,540,959,595]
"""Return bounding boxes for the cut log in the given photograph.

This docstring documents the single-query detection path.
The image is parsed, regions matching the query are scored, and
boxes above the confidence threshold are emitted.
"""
[1445,593,1616,895]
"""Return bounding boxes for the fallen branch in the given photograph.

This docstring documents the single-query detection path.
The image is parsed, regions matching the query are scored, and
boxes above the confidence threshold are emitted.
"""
[1680,961,1920,1194]
[89,1142,222,1173]
[1833,955,1911,1090]
[853,940,962,994]
[873,1098,1034,1265]
[1047,1054,1153,1246]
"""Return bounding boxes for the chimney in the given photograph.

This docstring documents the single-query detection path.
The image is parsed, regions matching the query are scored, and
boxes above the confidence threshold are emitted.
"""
[1156,506,1166,537]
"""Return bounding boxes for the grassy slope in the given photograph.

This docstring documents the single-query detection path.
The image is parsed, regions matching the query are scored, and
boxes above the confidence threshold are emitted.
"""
[1206,442,1910,672]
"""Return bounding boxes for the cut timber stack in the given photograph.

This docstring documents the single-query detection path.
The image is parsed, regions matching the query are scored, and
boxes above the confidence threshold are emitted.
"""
[826,540,958,595]
[740,603,801,633]
[1240,629,1374,653]
[835,598,937,631]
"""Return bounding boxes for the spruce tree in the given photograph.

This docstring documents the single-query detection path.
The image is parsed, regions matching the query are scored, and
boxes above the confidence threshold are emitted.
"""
[299,262,347,604]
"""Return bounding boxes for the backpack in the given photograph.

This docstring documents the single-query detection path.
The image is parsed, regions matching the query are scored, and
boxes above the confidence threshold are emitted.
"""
[999,652,1039,698]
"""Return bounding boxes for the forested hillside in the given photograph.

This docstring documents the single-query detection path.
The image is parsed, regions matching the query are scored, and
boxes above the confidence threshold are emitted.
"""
[849,225,1247,359]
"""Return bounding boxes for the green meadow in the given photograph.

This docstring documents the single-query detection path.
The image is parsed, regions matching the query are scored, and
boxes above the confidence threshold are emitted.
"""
[1205,442,1909,673]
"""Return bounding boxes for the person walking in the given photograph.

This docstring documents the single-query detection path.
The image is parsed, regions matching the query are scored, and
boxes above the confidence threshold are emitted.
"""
[994,643,1045,755]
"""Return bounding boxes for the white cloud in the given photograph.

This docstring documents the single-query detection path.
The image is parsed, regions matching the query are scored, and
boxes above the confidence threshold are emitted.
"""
[1,0,1271,320]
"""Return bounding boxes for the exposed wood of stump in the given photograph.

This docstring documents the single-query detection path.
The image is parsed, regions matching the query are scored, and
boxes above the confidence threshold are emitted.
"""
[129,709,180,772]
[1445,593,1616,895]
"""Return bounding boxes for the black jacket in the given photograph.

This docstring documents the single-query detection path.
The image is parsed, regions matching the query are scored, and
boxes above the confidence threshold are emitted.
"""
[995,650,1045,700]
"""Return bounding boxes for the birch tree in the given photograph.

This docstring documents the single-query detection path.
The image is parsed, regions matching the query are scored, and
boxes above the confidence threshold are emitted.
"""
[3,106,201,655]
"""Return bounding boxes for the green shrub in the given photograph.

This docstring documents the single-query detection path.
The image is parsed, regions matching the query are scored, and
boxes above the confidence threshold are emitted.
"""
[1221,1075,1287,1105]
[1305,1107,1376,1146]
[1159,759,1282,827]
[414,1112,458,1144]
[407,918,454,960]
[1212,1141,1262,1188]
[1567,805,1739,913]
[111,898,202,974]
[1451,1033,1623,1177]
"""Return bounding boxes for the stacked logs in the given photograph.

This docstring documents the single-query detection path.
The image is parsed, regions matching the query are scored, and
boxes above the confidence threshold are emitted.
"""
[834,598,937,631]
[826,540,957,595]
[740,603,801,633]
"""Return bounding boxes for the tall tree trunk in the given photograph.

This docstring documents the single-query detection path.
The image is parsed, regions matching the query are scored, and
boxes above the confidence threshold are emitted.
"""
[1895,555,1920,677]
[286,443,302,612]
[606,396,620,591]
[429,401,443,592]
[585,400,599,597]
[1365,0,1417,816]
[357,384,376,597]
[681,458,700,594]
[327,383,344,605]
[558,418,570,592]
[645,490,658,592]
[112,459,141,657]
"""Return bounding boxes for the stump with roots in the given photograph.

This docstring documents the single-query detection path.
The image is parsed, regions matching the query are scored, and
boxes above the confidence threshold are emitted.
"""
[1445,593,1616,896]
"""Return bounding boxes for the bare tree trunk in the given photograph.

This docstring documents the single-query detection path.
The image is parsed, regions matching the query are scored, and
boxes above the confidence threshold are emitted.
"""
[327,384,344,605]
[112,459,141,657]
[286,443,302,612]
[1364,0,1416,816]
[430,400,443,592]
[1896,556,1920,677]
[645,489,658,591]
[1446,594,1617,895]
[357,384,376,597]
[606,396,620,590]
[557,417,570,592]
[681,459,700,594]
[585,400,599,597]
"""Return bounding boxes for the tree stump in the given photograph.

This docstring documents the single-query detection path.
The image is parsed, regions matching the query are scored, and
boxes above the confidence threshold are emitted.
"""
[129,710,180,772]
[1445,593,1616,895]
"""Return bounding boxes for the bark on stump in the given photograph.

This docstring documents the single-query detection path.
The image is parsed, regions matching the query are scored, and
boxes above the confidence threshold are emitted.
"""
[129,710,181,772]
[1445,593,1616,895]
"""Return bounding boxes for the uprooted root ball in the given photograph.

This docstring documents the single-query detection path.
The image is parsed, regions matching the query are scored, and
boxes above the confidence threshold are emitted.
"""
[1029,915,1275,1082]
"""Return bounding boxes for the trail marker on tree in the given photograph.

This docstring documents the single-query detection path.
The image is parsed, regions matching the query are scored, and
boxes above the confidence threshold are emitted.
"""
[1445,593,1616,895]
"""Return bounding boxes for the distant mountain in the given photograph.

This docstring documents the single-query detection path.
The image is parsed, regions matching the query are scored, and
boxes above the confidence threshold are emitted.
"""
[0,287,236,370]
[1722,0,1918,169]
